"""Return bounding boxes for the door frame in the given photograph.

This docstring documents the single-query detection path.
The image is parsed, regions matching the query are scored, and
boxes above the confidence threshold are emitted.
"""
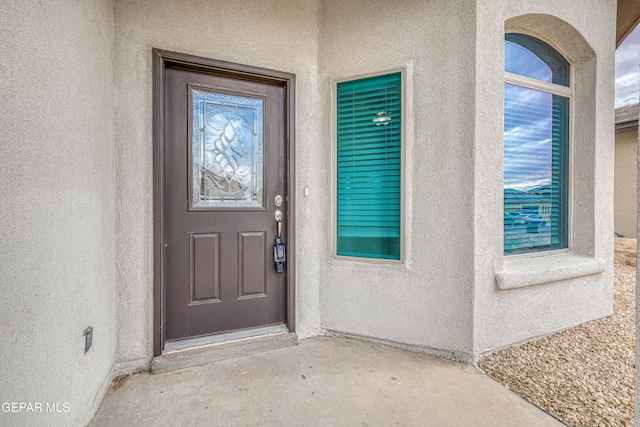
[152,49,296,356]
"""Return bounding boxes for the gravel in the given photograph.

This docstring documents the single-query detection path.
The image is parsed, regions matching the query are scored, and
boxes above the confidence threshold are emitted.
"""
[479,264,635,427]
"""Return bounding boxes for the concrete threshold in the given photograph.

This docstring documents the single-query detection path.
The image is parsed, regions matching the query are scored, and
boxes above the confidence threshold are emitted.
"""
[151,326,298,374]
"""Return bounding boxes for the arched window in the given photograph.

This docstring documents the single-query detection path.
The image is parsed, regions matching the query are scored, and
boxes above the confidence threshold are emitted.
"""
[504,33,570,255]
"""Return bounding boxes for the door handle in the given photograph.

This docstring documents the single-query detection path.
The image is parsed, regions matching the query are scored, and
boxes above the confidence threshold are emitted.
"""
[275,209,283,237]
[274,209,286,273]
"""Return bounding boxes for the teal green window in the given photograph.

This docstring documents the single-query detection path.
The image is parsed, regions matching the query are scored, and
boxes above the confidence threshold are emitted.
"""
[504,34,570,255]
[336,72,402,260]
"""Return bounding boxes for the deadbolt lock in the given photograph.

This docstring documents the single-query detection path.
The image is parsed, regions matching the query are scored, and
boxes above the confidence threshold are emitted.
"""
[275,194,283,207]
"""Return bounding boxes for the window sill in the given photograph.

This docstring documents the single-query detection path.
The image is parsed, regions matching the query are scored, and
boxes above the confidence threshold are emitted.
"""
[496,253,605,290]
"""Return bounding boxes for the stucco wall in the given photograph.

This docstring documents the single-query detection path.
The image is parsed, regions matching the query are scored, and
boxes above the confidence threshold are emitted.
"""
[0,1,117,425]
[473,1,616,354]
[318,0,477,360]
[615,129,638,238]
[0,1,620,424]
[112,0,615,367]
[115,0,479,364]
[113,0,323,366]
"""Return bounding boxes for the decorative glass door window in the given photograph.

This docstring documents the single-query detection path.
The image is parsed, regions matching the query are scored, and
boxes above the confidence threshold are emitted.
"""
[190,88,264,209]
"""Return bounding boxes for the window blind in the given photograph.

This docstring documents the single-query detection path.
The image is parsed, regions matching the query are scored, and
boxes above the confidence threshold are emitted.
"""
[503,83,569,255]
[336,73,401,260]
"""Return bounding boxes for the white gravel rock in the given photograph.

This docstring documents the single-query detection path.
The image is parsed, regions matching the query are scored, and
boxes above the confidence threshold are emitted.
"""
[479,265,635,427]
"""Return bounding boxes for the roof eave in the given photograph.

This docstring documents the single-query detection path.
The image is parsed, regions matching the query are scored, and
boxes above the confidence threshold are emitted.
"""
[617,0,640,46]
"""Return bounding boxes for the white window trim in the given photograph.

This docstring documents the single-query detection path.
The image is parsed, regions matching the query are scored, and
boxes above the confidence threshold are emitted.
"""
[331,68,407,264]
[503,34,575,259]
[504,72,572,97]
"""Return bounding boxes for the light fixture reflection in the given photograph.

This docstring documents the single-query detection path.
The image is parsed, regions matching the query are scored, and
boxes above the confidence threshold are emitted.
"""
[373,111,391,126]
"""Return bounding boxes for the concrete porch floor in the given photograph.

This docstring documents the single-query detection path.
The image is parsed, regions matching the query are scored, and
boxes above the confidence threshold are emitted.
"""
[90,336,564,426]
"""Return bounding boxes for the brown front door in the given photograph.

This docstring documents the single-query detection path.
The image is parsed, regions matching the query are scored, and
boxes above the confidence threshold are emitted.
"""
[155,52,294,350]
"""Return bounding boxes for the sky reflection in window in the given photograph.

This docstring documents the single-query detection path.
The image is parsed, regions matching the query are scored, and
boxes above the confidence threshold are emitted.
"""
[503,34,570,254]
[505,34,570,86]
[504,84,552,191]
[505,41,552,82]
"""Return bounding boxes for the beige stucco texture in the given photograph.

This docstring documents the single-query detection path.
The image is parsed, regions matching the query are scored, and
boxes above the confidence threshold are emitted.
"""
[319,0,476,360]
[112,0,615,363]
[0,1,117,425]
[0,0,617,423]
[473,2,615,355]
[615,129,638,238]
[113,0,323,368]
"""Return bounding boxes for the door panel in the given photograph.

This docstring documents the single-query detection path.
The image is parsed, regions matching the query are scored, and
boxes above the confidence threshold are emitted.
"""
[163,66,287,342]
[190,232,220,303]
[238,231,267,298]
